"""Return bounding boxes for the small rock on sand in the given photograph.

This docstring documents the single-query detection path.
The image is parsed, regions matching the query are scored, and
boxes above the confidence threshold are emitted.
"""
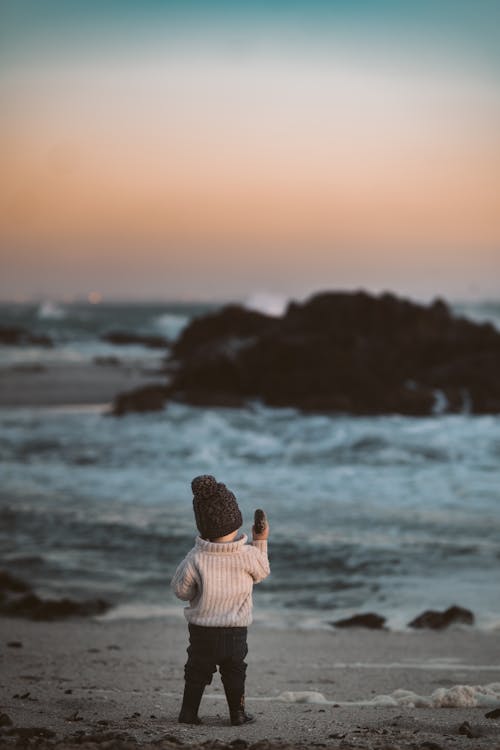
[458,720,482,738]
[485,707,500,719]
[331,612,386,629]
[408,605,474,629]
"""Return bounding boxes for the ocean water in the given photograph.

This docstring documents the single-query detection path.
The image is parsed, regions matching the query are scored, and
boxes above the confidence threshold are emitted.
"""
[1,298,500,630]
[0,300,214,367]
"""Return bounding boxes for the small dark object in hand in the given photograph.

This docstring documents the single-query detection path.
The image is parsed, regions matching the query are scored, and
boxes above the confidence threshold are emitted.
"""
[254,509,267,534]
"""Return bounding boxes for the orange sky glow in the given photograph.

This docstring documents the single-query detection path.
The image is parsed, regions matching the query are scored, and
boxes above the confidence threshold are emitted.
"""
[1,28,499,300]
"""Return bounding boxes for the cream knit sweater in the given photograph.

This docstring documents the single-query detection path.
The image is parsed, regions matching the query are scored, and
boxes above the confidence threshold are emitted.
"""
[171,534,270,627]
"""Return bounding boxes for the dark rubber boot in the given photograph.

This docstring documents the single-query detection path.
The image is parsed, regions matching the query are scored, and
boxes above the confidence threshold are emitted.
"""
[230,707,255,726]
[225,689,255,726]
[178,683,204,724]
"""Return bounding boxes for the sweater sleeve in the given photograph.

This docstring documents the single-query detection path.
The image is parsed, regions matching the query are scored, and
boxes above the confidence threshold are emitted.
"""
[171,553,199,601]
[248,540,270,583]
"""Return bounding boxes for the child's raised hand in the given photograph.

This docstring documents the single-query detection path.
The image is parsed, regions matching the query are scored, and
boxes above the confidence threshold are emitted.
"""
[252,509,269,540]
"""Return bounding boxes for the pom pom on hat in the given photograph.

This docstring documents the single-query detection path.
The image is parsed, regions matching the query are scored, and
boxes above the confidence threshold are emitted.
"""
[191,474,243,539]
[191,474,217,499]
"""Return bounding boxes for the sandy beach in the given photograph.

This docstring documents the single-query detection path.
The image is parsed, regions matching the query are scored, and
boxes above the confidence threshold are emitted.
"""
[0,361,165,408]
[1,616,500,749]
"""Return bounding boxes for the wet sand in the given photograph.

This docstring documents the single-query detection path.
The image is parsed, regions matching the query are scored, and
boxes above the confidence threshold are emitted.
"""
[1,616,500,749]
[0,361,165,407]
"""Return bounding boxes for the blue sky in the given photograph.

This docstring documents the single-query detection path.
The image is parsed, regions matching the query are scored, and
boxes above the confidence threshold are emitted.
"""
[2,0,499,60]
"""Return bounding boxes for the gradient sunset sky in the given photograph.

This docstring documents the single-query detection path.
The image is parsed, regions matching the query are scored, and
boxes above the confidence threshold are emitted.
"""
[1,1,499,302]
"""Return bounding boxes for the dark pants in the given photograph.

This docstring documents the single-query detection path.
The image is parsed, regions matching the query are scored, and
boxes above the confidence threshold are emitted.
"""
[184,623,248,695]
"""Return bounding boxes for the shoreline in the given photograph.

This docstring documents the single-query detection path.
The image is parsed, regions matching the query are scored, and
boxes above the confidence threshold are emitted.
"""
[98,599,500,633]
[0,361,165,408]
[1,616,500,749]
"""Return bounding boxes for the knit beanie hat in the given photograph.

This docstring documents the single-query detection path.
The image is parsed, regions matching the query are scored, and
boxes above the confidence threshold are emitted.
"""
[191,475,243,539]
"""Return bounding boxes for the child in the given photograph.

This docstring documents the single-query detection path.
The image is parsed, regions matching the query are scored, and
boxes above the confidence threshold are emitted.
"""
[171,474,270,726]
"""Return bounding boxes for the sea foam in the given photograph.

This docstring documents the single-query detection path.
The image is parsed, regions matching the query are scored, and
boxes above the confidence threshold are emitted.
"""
[153,312,189,340]
[275,683,500,708]
[37,301,66,320]
[243,292,288,317]
[278,691,330,704]
[367,682,500,708]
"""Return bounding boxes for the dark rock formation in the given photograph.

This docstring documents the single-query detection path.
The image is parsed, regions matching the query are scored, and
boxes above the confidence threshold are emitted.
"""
[101,331,169,349]
[0,570,31,593]
[485,707,500,719]
[163,290,500,415]
[172,304,276,359]
[0,593,109,620]
[0,569,109,621]
[331,612,386,629]
[408,605,474,629]
[111,384,169,416]
[0,325,53,347]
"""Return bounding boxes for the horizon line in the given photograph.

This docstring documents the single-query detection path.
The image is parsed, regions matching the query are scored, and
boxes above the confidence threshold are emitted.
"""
[0,288,498,307]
